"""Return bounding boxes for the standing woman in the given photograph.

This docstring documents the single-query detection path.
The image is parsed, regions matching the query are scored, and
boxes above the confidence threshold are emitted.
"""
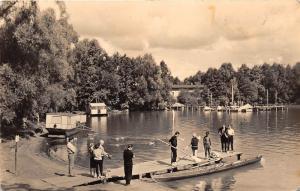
[93,140,110,178]
[88,143,96,177]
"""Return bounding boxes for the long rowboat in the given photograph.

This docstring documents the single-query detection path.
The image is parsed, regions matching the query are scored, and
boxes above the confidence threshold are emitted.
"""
[152,155,262,182]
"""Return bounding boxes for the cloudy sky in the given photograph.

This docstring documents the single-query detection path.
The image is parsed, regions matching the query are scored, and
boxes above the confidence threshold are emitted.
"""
[40,0,300,79]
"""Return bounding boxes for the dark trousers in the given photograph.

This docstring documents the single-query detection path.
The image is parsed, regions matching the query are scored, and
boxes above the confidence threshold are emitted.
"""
[171,148,177,163]
[68,153,75,176]
[95,159,103,177]
[228,136,234,150]
[124,164,133,184]
[221,137,228,152]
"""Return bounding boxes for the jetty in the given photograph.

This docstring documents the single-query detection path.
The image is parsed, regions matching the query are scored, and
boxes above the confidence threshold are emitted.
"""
[41,151,242,187]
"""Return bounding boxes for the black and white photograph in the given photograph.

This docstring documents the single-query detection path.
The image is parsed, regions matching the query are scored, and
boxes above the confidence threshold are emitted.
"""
[0,0,300,190]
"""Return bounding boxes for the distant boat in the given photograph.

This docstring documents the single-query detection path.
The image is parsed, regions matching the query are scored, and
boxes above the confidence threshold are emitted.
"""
[238,104,253,112]
[45,113,86,137]
[203,106,213,111]
[216,106,225,111]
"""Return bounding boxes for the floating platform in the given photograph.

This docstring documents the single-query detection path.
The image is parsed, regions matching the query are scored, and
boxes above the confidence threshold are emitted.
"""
[41,151,244,187]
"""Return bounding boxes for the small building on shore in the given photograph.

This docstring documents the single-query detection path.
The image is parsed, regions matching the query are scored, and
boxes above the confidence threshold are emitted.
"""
[88,102,108,116]
[45,113,86,136]
[171,102,185,110]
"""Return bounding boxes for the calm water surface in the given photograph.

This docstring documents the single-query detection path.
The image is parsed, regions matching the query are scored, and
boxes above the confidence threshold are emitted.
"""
[51,106,300,191]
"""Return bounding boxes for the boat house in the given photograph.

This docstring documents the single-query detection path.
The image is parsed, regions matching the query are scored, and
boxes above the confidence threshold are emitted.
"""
[88,103,107,116]
[46,113,86,130]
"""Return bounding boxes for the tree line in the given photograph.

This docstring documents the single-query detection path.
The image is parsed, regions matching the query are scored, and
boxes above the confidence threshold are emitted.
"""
[0,1,174,130]
[180,63,300,107]
[0,2,299,132]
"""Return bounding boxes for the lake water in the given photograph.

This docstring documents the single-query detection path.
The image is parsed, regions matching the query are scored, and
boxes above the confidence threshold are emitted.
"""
[50,106,300,191]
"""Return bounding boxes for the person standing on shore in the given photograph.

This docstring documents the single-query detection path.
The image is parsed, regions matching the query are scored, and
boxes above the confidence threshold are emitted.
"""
[169,131,180,164]
[93,140,110,178]
[218,125,228,152]
[203,131,211,158]
[88,143,96,177]
[190,133,200,157]
[227,125,235,151]
[67,137,77,177]
[123,144,134,185]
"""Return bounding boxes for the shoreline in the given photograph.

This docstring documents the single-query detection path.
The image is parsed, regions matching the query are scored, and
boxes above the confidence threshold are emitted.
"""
[0,137,174,191]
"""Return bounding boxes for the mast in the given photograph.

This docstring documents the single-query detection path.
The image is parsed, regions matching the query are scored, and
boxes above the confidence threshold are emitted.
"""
[231,81,234,105]
[266,89,269,110]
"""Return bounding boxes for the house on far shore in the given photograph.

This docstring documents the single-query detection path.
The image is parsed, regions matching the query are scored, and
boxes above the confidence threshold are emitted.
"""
[87,102,108,116]
[171,102,185,110]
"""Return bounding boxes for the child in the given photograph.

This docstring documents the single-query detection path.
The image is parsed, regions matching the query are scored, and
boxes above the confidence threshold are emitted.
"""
[203,131,211,159]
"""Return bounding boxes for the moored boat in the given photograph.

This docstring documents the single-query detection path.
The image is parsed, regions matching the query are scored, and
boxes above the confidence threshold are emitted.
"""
[152,155,262,182]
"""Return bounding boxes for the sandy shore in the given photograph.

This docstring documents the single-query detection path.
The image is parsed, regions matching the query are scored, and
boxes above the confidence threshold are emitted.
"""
[0,137,174,191]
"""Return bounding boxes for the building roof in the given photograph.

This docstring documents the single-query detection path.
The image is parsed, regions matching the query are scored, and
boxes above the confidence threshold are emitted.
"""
[89,102,106,107]
[172,102,185,107]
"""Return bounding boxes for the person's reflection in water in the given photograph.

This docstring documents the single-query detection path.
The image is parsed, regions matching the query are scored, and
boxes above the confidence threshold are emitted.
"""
[193,175,236,191]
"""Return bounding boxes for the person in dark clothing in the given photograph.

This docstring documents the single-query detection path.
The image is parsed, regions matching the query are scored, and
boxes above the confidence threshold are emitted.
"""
[190,133,200,157]
[169,131,180,164]
[123,144,134,185]
[218,125,228,152]
[203,131,211,158]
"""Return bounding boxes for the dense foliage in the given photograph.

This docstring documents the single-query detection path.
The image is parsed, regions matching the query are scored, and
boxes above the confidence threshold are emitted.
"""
[0,2,173,130]
[182,63,300,106]
[0,2,299,132]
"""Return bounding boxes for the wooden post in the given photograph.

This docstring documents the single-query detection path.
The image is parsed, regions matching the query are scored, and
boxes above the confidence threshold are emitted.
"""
[15,135,19,175]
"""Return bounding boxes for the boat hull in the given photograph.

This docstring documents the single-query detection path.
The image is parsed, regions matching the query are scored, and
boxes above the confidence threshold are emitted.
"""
[152,155,262,182]
[46,127,80,137]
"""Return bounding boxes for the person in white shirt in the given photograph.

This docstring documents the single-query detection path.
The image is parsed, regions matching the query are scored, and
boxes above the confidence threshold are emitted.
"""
[67,137,77,177]
[227,125,235,151]
[93,140,110,178]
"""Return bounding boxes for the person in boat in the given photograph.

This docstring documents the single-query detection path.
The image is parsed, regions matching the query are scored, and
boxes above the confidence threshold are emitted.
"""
[67,137,77,177]
[218,125,228,152]
[123,144,135,185]
[190,133,200,157]
[93,140,111,178]
[169,131,180,164]
[203,131,211,158]
[226,125,235,151]
[88,143,96,177]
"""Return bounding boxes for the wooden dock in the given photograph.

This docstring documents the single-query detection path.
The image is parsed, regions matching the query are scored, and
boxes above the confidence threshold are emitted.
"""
[41,151,242,187]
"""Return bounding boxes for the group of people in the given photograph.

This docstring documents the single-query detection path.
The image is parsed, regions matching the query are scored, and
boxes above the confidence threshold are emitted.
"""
[218,124,235,152]
[66,138,134,185]
[66,124,235,185]
[168,131,212,164]
[168,124,235,164]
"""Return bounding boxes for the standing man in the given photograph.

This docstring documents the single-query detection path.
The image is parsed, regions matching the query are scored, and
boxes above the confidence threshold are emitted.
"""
[67,137,77,177]
[218,125,228,152]
[203,131,211,158]
[190,133,200,157]
[123,144,134,185]
[227,125,235,151]
[169,131,180,164]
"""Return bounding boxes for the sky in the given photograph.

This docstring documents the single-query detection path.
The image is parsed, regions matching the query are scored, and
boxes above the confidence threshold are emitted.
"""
[39,0,300,79]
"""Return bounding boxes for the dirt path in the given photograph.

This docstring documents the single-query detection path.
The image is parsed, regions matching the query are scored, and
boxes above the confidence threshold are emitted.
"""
[0,137,173,191]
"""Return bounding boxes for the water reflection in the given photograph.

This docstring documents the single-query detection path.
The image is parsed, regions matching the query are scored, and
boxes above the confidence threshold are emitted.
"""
[48,107,300,191]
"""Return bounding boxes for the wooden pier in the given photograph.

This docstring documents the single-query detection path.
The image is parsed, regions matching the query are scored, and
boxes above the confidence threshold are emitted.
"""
[41,151,242,187]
